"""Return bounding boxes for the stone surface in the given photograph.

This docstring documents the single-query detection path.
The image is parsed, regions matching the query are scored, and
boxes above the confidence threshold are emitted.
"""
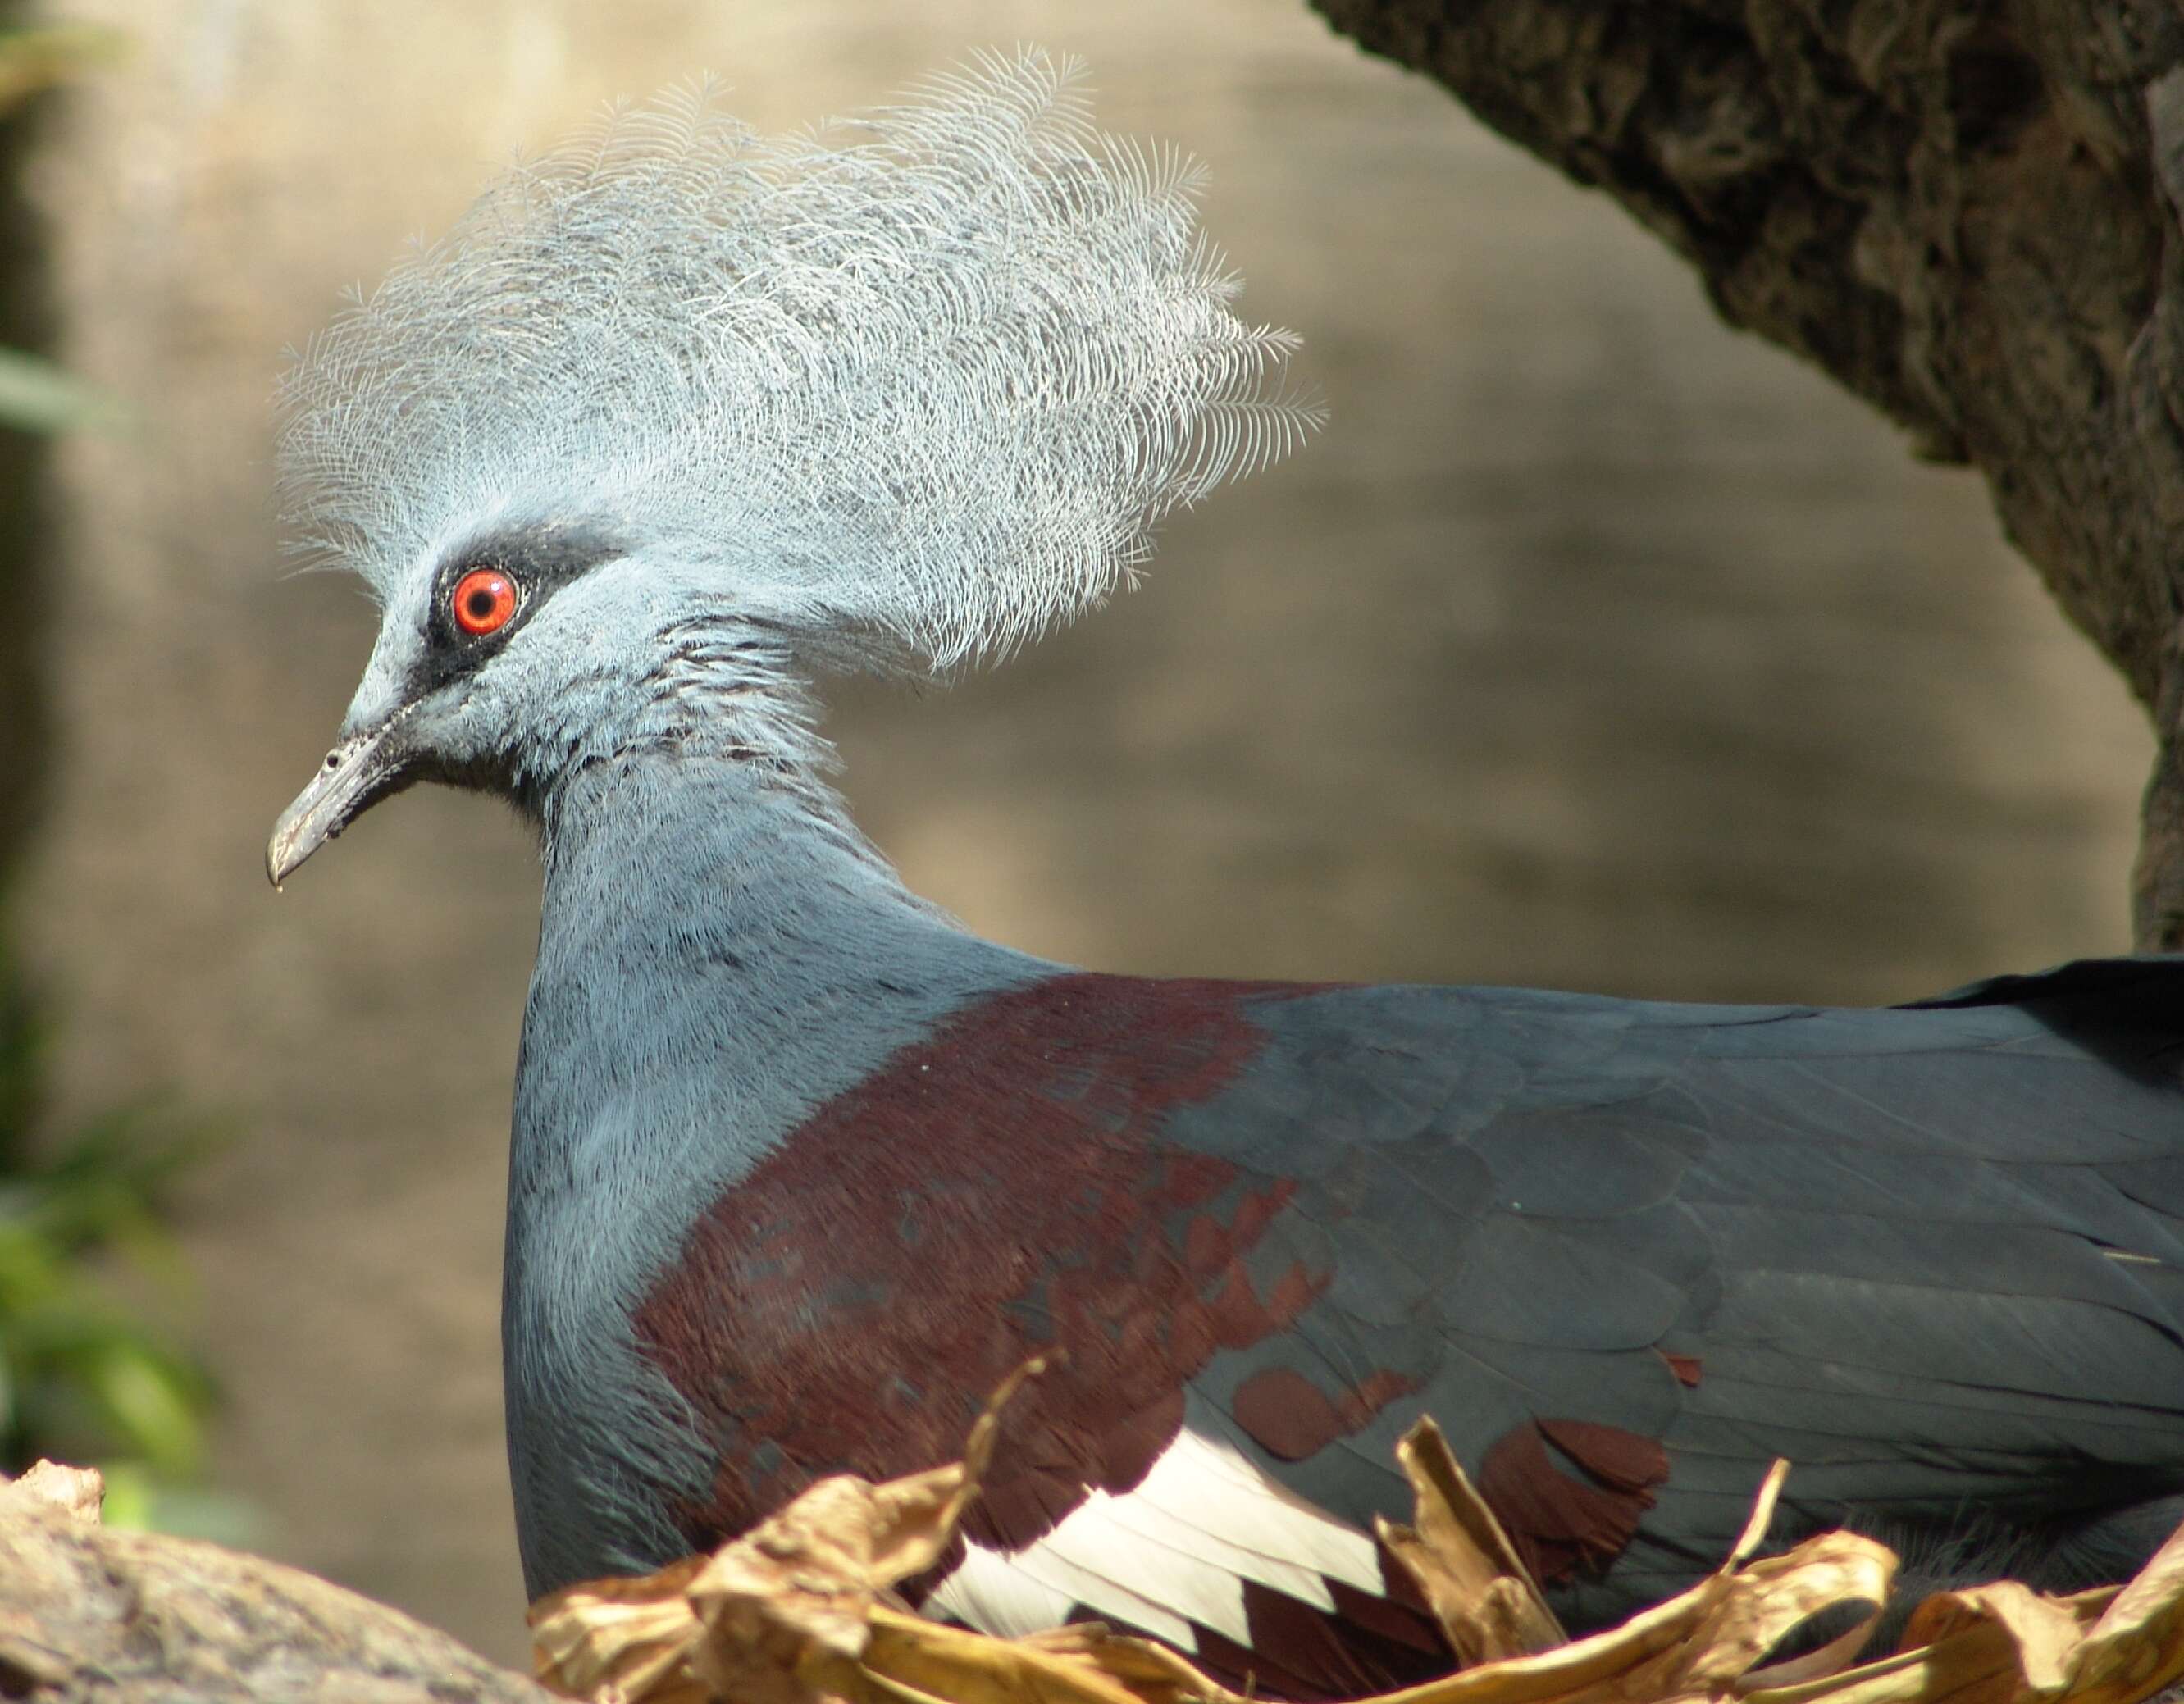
[0,1463,551,1702]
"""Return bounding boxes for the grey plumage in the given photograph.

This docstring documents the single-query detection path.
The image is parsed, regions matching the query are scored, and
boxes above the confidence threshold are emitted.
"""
[276,48,1311,675]
[268,47,1317,1613]
[265,48,2184,1693]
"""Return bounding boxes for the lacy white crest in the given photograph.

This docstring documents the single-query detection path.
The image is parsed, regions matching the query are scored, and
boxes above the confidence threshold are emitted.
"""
[276,47,1315,672]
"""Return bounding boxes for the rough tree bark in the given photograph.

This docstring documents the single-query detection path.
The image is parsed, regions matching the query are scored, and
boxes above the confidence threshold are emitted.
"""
[1307,0,2184,948]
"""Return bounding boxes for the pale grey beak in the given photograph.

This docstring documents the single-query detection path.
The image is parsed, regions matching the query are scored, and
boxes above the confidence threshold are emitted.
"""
[267,717,411,887]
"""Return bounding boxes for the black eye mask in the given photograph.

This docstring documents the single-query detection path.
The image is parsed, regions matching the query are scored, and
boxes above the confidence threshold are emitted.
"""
[404,520,631,699]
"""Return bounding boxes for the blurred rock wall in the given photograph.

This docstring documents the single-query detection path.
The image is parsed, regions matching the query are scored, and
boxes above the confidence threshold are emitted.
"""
[16,0,2152,1665]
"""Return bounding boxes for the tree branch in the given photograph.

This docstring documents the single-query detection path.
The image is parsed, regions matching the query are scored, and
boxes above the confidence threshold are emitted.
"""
[1310,0,2184,945]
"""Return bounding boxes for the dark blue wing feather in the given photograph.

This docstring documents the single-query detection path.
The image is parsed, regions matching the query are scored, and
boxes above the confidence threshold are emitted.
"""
[1158,958,2184,1626]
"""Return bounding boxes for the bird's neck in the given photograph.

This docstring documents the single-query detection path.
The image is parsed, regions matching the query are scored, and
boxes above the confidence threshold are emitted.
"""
[536,742,912,925]
[513,747,1044,1208]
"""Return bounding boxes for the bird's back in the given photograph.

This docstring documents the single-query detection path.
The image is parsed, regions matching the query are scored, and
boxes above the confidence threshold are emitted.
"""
[507,854,2184,1696]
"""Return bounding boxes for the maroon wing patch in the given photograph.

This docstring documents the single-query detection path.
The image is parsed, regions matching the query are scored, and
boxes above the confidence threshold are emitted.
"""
[1475,1418,1670,1586]
[1230,1365,1424,1462]
[632,973,1331,1551]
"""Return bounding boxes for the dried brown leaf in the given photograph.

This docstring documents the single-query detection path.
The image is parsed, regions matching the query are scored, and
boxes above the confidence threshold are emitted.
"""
[532,1357,1050,1704]
[1897,1583,2109,1702]
[531,1554,713,1703]
[531,1390,2184,1704]
[1742,1506,2184,1704]
[2063,1510,2184,1704]
[1379,1418,1567,1664]
[1346,1510,1893,1704]
[860,1607,1238,1704]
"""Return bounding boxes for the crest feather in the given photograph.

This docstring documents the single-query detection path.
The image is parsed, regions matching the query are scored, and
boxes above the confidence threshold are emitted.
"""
[276,47,1315,672]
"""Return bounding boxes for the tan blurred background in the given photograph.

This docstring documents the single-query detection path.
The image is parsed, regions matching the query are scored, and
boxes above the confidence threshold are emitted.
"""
[11,0,2154,1665]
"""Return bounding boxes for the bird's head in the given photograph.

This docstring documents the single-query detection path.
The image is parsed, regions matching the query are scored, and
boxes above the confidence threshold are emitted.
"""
[267,50,1311,885]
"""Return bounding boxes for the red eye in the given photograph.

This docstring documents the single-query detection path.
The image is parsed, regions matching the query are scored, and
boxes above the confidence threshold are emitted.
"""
[451,567,518,636]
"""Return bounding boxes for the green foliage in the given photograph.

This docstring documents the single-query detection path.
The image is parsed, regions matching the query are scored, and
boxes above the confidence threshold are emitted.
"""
[0,951,222,1524]
[0,25,125,435]
[0,346,118,433]
[0,22,125,117]
[0,12,223,1539]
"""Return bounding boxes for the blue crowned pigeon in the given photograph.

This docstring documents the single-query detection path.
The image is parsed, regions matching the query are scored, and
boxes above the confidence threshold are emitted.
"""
[267,52,2184,1699]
